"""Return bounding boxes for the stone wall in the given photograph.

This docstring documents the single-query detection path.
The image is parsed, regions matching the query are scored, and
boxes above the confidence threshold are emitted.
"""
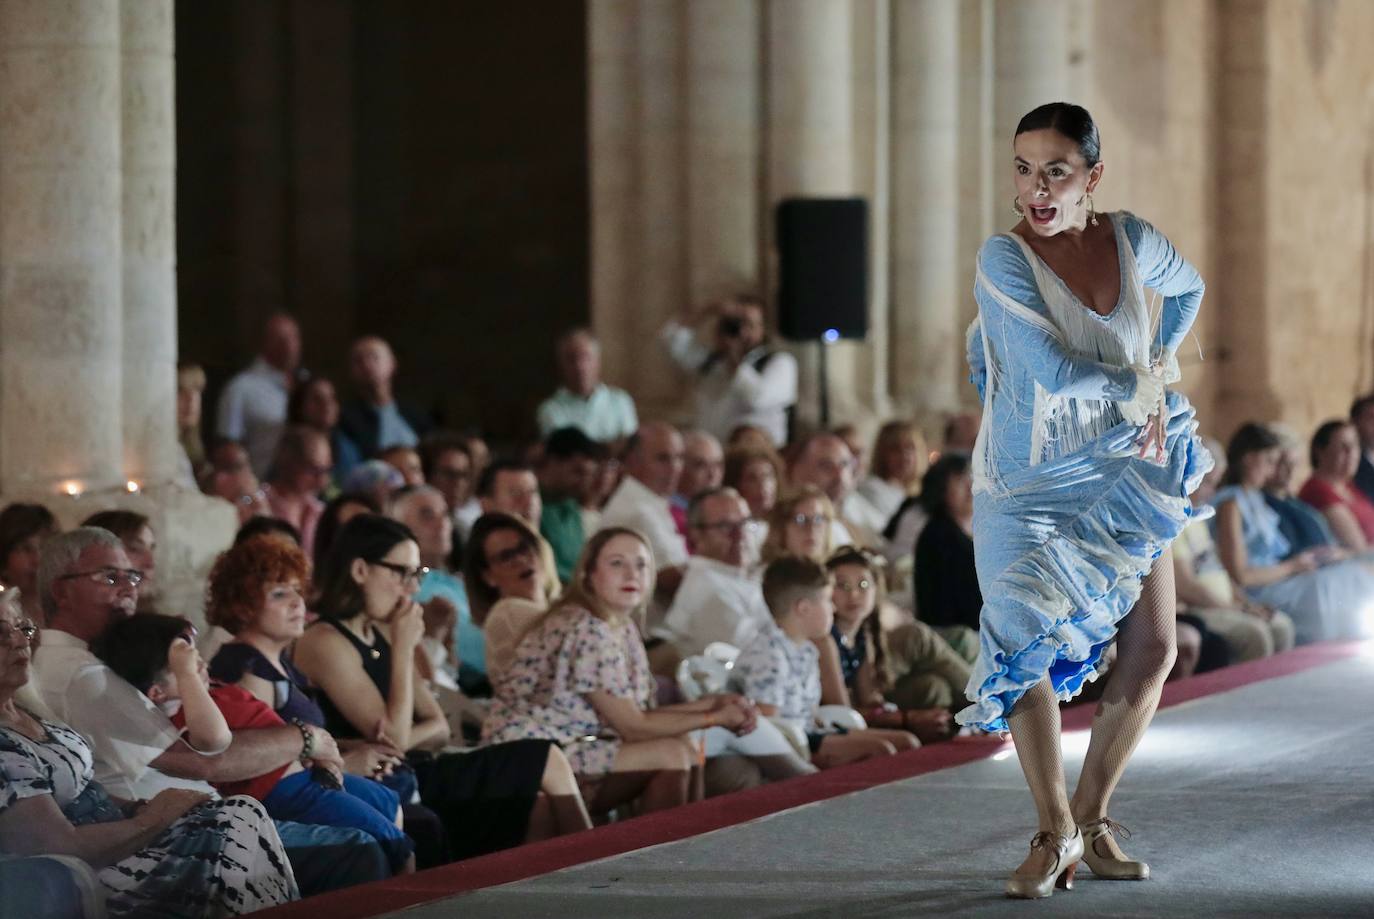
[588,0,1374,452]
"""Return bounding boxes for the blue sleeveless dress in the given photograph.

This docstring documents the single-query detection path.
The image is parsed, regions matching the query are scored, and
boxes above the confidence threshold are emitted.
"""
[957,212,1213,732]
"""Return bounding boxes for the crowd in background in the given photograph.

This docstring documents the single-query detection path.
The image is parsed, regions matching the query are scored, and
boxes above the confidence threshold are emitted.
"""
[2,297,1371,916]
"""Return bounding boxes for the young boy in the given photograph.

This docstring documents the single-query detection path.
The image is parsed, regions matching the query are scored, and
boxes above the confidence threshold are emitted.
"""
[96,612,414,874]
[734,556,919,769]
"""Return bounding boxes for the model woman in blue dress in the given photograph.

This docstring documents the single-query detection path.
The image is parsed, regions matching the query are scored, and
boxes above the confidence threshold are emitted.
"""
[961,103,1212,898]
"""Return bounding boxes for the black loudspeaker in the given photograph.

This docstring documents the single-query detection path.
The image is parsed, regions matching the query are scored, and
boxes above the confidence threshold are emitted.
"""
[776,197,869,341]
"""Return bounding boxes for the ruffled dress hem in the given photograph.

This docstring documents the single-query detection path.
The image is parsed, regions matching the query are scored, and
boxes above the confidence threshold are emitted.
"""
[956,395,1213,733]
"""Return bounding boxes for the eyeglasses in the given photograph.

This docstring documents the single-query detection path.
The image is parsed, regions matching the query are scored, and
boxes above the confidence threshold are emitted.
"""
[368,560,429,585]
[0,619,37,644]
[177,624,200,645]
[790,513,831,528]
[833,578,873,592]
[57,568,144,588]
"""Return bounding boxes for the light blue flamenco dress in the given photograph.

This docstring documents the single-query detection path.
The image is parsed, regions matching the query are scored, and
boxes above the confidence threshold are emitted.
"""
[956,211,1214,733]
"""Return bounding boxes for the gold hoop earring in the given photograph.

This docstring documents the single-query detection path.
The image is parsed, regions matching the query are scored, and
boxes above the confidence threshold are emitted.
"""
[1087,193,1099,227]
[1011,197,1025,217]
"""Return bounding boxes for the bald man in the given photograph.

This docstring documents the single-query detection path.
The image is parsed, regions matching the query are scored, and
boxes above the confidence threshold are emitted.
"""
[601,421,690,579]
[216,313,303,476]
[337,335,431,475]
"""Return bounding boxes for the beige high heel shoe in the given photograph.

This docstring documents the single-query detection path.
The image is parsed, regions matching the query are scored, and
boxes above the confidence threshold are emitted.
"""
[1005,828,1084,899]
[1079,817,1150,880]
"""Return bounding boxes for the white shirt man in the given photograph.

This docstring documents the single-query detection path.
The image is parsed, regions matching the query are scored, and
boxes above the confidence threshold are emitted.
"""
[600,423,690,571]
[662,490,770,656]
[32,629,220,798]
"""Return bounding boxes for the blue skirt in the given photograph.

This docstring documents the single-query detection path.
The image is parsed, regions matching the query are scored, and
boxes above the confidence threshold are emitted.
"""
[957,391,1213,732]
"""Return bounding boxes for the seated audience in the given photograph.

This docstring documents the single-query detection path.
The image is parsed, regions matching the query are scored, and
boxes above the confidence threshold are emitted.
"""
[760,486,835,566]
[313,492,381,574]
[1212,424,1374,643]
[734,556,919,769]
[661,488,770,659]
[477,459,560,600]
[0,592,300,915]
[464,513,552,684]
[0,503,59,627]
[389,485,483,693]
[600,422,690,594]
[97,612,415,875]
[913,454,981,634]
[723,444,782,565]
[727,424,776,453]
[30,528,394,895]
[1350,394,1374,503]
[176,360,208,487]
[288,374,361,487]
[1298,419,1374,552]
[942,411,980,453]
[293,514,592,855]
[420,436,480,542]
[340,460,404,514]
[536,328,638,446]
[339,336,431,460]
[1262,429,1342,555]
[537,428,604,583]
[856,421,928,531]
[204,536,451,868]
[216,312,302,477]
[483,528,764,813]
[203,437,270,524]
[822,547,954,743]
[264,425,332,560]
[673,430,726,534]
[80,511,157,610]
[788,432,880,549]
[1174,449,1296,662]
[380,445,425,488]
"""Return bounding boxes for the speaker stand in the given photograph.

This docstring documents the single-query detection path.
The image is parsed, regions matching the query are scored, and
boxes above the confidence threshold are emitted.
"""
[817,335,833,429]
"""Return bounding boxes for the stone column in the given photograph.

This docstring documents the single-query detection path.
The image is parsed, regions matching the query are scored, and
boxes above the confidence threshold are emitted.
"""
[891,0,962,422]
[684,0,762,308]
[121,0,178,486]
[120,0,237,626]
[587,0,691,423]
[0,0,124,495]
[765,0,862,432]
[992,0,1074,210]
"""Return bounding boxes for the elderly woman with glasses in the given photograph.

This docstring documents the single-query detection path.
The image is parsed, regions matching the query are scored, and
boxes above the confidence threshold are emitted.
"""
[0,591,299,916]
[292,513,592,858]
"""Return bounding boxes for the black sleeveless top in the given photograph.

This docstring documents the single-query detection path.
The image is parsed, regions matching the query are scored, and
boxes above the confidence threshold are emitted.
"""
[310,618,393,741]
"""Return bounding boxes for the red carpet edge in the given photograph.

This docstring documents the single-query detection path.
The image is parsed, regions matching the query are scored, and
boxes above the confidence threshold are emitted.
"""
[258,639,1367,919]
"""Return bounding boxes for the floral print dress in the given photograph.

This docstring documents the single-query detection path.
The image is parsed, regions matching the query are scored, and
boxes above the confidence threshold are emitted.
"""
[0,714,297,918]
[482,606,654,777]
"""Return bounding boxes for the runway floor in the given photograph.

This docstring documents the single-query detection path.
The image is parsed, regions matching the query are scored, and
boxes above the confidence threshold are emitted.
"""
[261,641,1374,919]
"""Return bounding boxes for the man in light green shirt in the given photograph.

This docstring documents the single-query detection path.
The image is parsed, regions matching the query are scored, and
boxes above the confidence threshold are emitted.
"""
[537,427,605,582]
[536,328,637,444]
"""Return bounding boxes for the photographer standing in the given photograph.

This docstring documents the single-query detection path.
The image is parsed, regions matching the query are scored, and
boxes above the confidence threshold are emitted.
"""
[660,294,798,448]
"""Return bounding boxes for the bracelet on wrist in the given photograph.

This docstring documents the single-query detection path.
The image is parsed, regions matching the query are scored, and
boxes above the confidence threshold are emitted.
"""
[291,718,314,762]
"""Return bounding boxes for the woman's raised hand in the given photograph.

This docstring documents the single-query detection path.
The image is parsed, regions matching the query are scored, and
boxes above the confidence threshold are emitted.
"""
[390,599,426,650]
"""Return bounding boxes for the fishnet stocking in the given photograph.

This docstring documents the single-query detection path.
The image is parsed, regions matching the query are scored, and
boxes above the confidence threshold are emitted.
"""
[1007,675,1074,836]
[1071,547,1177,835]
